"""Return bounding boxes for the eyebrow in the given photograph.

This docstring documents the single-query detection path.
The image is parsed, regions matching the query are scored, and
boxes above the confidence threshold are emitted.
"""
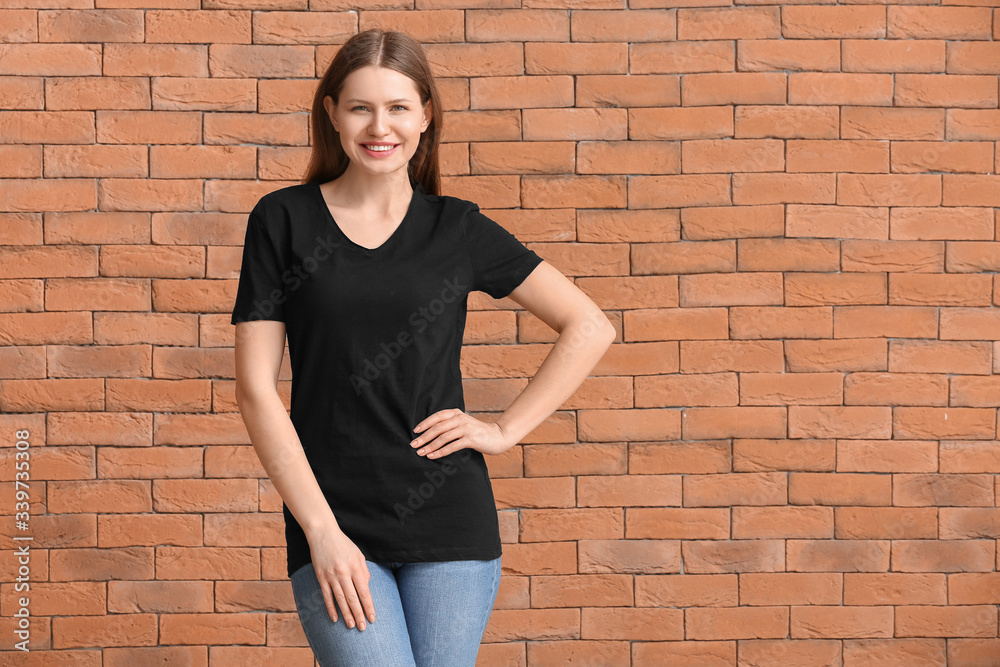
[344,98,414,105]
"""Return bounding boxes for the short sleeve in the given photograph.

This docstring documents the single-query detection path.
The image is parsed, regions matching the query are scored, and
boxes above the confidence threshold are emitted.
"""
[462,205,544,300]
[231,202,288,324]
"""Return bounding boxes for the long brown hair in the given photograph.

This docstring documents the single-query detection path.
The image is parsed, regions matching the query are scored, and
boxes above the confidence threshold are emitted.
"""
[303,30,443,195]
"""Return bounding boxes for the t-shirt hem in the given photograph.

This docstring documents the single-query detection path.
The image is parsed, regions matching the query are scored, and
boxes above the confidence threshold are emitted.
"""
[287,543,502,579]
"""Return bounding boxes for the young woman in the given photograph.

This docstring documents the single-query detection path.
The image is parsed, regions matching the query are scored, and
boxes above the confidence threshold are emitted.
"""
[231,29,616,666]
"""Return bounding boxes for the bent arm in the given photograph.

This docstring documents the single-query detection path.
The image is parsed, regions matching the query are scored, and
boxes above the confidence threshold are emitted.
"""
[234,320,340,541]
[493,260,617,449]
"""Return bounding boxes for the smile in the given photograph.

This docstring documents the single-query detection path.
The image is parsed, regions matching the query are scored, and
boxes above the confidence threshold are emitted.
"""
[362,143,399,157]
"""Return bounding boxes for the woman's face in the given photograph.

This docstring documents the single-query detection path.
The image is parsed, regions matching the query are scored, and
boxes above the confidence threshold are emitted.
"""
[326,65,431,180]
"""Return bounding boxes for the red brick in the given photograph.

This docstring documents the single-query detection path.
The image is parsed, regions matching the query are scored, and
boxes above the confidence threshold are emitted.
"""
[633,240,734,275]
[790,73,894,106]
[628,174,731,208]
[144,10,249,44]
[741,373,842,406]
[787,540,890,573]
[893,408,997,438]
[576,74,679,107]
[679,273,783,307]
[425,43,523,78]
[895,74,998,109]
[887,7,992,39]
[947,242,1000,273]
[630,106,733,140]
[784,339,887,373]
[684,406,786,440]
[687,606,788,639]
[738,239,840,272]
[470,75,574,109]
[683,72,786,105]
[624,307,728,341]
[577,141,680,175]
[681,205,784,240]
[736,105,840,139]
[889,273,993,306]
[525,42,626,75]
[836,506,940,541]
[733,173,836,205]
[943,175,1000,207]
[683,539,786,573]
[730,306,833,339]
[522,175,625,209]
[837,441,939,473]
[737,40,839,72]
[843,638,947,665]
[843,39,946,73]
[842,107,945,140]
[842,241,945,274]
[891,141,994,174]
[782,6,886,38]
[946,109,1000,140]
[682,139,784,173]
[837,174,941,207]
[466,9,569,42]
[470,141,574,175]
[358,10,465,42]
[947,42,1000,75]
[785,273,887,306]
[582,607,684,640]
[791,605,894,638]
[631,41,734,74]
[570,9,676,42]
[524,108,627,140]
[787,140,889,173]
[738,639,843,665]
[834,305,938,338]
[787,205,887,239]
[677,7,780,40]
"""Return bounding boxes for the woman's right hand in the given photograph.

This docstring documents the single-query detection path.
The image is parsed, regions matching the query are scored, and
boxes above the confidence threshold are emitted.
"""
[307,526,376,631]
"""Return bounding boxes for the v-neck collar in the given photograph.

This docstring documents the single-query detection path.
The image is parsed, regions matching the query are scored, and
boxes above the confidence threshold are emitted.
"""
[314,180,421,255]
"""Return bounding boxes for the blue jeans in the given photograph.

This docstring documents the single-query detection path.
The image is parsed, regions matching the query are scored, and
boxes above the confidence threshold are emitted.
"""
[290,557,502,667]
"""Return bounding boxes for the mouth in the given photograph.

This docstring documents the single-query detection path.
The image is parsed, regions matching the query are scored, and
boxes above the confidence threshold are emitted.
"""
[361,143,399,157]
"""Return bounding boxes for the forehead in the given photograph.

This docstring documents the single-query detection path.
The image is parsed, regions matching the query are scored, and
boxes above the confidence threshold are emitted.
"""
[340,66,421,100]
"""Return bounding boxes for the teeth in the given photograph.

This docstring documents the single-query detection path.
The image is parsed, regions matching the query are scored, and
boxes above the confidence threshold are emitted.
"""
[366,144,394,151]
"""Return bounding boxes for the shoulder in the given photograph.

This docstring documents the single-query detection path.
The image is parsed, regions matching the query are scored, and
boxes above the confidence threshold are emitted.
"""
[248,182,316,229]
[415,188,485,229]
[254,182,315,212]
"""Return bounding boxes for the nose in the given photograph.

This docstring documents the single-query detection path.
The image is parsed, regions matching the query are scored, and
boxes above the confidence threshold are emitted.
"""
[368,110,388,137]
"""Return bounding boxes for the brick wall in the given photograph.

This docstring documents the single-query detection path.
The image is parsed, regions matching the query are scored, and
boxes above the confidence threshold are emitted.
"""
[1,3,999,666]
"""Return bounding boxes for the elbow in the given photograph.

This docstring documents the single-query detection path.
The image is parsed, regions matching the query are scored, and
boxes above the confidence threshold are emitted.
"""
[589,308,616,344]
[568,309,616,348]
[234,382,277,410]
[598,319,617,348]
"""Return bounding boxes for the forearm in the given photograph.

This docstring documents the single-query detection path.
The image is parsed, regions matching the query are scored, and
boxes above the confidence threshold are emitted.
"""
[494,309,616,450]
[236,388,340,541]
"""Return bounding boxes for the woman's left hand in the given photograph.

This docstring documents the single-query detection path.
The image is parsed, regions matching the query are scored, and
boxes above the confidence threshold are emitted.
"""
[410,409,513,459]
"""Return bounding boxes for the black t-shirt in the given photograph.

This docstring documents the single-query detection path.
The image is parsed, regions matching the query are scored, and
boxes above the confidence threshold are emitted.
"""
[230,180,543,578]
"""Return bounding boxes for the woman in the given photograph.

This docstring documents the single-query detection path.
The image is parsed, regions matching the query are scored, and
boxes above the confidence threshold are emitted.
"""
[231,29,616,666]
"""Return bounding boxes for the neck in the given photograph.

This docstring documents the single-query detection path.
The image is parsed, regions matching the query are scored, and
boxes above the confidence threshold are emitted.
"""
[328,164,414,211]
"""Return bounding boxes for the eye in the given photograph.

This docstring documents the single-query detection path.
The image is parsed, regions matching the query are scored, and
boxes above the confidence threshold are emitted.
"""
[351,105,369,112]
[391,104,408,111]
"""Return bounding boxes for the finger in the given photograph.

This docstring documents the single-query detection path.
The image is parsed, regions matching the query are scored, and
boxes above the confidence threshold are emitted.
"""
[318,577,338,623]
[413,419,462,452]
[330,579,357,629]
[414,408,458,433]
[357,577,376,625]
[416,431,457,456]
[426,443,458,459]
[345,580,368,631]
